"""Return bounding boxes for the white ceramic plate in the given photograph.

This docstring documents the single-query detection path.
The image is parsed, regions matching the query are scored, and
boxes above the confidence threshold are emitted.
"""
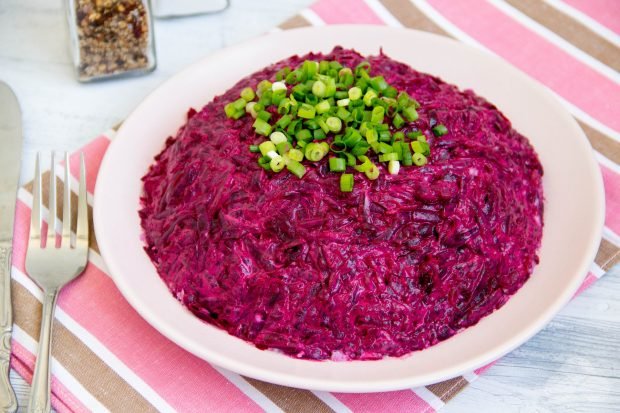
[94,26,604,392]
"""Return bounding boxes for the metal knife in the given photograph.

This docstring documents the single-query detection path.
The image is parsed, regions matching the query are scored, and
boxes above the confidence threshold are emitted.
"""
[0,81,22,413]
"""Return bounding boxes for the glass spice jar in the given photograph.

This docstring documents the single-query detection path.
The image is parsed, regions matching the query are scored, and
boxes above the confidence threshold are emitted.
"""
[65,0,156,82]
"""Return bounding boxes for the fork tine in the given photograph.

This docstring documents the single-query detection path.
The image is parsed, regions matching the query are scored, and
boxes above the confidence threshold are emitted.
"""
[47,153,57,248]
[76,153,88,250]
[62,152,71,247]
[30,153,42,245]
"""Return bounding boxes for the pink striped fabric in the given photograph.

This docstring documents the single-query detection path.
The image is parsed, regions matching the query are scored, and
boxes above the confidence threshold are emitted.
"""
[425,0,620,133]
[9,0,619,412]
[601,166,620,234]
[311,0,384,24]
[563,0,620,34]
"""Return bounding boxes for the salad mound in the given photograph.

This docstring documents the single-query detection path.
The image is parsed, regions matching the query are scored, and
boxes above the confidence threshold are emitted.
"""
[140,47,544,361]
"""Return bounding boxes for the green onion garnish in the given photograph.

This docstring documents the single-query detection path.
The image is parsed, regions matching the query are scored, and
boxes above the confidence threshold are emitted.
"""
[225,58,437,190]
[287,159,306,178]
[432,124,448,136]
[340,173,354,192]
[329,157,346,172]
[241,87,255,102]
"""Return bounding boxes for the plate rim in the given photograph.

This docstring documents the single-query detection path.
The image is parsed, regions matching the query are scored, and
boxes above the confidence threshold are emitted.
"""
[94,24,605,392]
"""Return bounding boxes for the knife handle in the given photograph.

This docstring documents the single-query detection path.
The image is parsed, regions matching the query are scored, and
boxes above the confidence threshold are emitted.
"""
[0,246,17,413]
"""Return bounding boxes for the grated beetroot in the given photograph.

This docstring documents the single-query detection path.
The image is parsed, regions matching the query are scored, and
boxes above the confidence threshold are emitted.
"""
[139,47,544,361]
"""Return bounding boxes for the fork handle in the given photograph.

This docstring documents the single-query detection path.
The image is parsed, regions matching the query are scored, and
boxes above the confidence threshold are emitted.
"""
[27,289,58,413]
[0,246,17,413]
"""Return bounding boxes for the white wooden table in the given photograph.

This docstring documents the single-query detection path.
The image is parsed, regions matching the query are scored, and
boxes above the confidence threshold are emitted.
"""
[1,0,618,411]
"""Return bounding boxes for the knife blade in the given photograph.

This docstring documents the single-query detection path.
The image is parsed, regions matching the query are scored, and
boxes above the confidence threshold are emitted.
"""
[0,81,22,413]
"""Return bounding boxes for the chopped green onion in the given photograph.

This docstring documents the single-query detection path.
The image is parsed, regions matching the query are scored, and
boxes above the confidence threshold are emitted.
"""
[369,76,388,91]
[286,70,302,84]
[336,107,351,121]
[270,131,288,145]
[287,160,306,178]
[407,130,423,139]
[392,113,404,129]
[270,156,286,172]
[295,128,312,142]
[340,173,354,192]
[241,87,255,102]
[365,164,380,180]
[303,60,318,78]
[432,124,448,136]
[257,110,271,122]
[313,129,326,140]
[383,86,398,98]
[287,148,304,162]
[388,160,400,175]
[401,144,413,166]
[256,80,272,97]
[245,102,258,118]
[326,117,342,132]
[258,156,271,170]
[354,156,373,173]
[348,86,362,101]
[371,106,385,124]
[330,141,346,153]
[249,144,260,153]
[402,106,419,122]
[278,98,291,115]
[259,141,276,156]
[393,131,405,142]
[276,142,291,155]
[253,118,272,136]
[329,157,346,172]
[276,114,292,128]
[339,67,353,77]
[363,89,378,106]
[412,152,428,166]
[417,134,427,143]
[298,103,316,119]
[344,152,356,166]
[379,152,400,162]
[337,98,350,107]
[305,143,327,162]
[350,142,369,156]
[315,100,331,114]
[378,142,393,154]
[312,80,326,97]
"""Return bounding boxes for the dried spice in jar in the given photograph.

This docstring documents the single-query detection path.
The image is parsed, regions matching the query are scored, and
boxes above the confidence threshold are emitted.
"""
[66,0,156,81]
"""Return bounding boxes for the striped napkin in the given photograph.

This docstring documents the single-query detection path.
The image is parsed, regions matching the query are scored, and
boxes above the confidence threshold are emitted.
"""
[10,0,620,411]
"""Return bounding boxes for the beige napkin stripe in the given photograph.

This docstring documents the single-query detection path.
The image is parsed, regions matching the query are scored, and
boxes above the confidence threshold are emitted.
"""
[23,173,100,255]
[279,14,312,30]
[577,121,620,166]
[243,377,334,413]
[11,280,158,412]
[426,376,469,402]
[379,0,449,36]
[505,0,620,72]
[596,238,620,272]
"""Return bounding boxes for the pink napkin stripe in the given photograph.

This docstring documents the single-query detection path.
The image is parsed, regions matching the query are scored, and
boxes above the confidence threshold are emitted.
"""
[602,165,620,234]
[68,135,110,195]
[424,0,620,133]
[10,340,86,413]
[310,0,384,24]
[334,390,434,413]
[562,0,620,34]
[574,272,599,297]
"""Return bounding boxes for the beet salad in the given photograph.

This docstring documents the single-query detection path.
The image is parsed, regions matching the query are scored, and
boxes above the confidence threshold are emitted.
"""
[140,47,544,361]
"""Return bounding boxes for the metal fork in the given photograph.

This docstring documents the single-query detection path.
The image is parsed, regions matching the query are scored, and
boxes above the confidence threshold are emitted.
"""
[25,153,88,413]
